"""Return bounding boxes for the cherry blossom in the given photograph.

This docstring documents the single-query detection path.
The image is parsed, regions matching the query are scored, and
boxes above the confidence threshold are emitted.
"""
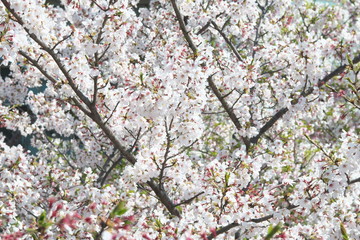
[0,0,359,239]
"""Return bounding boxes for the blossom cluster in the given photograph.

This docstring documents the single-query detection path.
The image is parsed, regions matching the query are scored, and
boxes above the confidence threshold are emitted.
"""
[0,0,359,239]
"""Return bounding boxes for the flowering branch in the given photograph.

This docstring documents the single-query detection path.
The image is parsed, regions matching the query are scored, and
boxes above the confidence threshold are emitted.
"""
[207,74,251,150]
[250,54,360,144]
[170,0,197,55]
[208,205,298,239]
[211,20,243,62]
[1,0,359,238]
[174,191,205,207]
[2,1,92,107]
[252,0,274,60]
[2,0,181,219]
[158,117,174,188]
[18,51,57,84]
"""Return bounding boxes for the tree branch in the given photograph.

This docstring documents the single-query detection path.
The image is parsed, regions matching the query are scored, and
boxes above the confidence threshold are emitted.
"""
[348,177,360,185]
[2,0,180,218]
[208,204,298,239]
[18,51,57,84]
[208,222,239,240]
[250,54,360,144]
[158,117,174,188]
[207,74,251,150]
[170,0,197,55]
[2,0,92,107]
[146,180,181,217]
[211,21,243,62]
[174,191,204,207]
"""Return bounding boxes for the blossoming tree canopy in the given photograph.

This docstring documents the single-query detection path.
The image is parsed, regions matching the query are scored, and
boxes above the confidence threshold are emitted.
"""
[0,0,359,239]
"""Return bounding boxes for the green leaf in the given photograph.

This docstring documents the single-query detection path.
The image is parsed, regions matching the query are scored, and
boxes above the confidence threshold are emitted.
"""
[224,172,230,186]
[281,165,292,173]
[102,184,111,189]
[139,72,145,86]
[38,211,47,226]
[346,54,353,69]
[175,205,183,215]
[340,222,350,240]
[348,83,357,94]
[37,211,53,230]
[155,218,162,229]
[209,151,217,157]
[265,223,282,240]
[110,201,127,218]
[26,228,39,240]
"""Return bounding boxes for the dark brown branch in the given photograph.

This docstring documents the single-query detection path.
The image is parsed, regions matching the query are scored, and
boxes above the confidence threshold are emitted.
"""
[92,76,99,105]
[146,180,181,217]
[18,51,57,84]
[95,150,117,180]
[208,204,298,239]
[71,97,92,117]
[250,107,288,144]
[207,215,275,240]
[97,128,141,187]
[89,114,138,164]
[2,0,181,219]
[2,0,92,108]
[224,88,236,99]
[196,21,211,35]
[174,191,204,207]
[261,62,290,76]
[304,55,360,95]
[91,14,110,105]
[95,15,109,45]
[98,153,124,187]
[97,44,111,62]
[74,82,180,217]
[2,0,135,164]
[248,214,274,223]
[208,222,239,240]
[103,101,120,125]
[170,0,197,55]
[159,117,174,188]
[168,1,251,151]
[44,134,76,169]
[348,177,360,185]
[51,32,73,51]
[250,54,360,144]
[211,21,243,62]
[167,139,198,160]
[251,0,273,60]
[91,0,109,11]
[207,75,241,130]
[207,75,251,149]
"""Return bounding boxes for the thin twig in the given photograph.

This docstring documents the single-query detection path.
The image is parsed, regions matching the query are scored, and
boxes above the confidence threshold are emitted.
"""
[174,191,205,207]
[208,204,298,239]
[44,134,76,169]
[51,32,74,51]
[159,117,174,189]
